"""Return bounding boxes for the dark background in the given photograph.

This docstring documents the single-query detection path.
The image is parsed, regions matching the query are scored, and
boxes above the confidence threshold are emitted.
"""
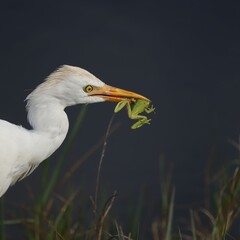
[1,0,240,238]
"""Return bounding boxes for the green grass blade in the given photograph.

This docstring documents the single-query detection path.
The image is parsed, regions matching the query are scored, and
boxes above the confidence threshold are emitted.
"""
[178,228,183,240]
[165,187,175,240]
[0,198,6,240]
[131,191,144,239]
[41,104,87,206]
[40,160,50,198]
[190,209,197,240]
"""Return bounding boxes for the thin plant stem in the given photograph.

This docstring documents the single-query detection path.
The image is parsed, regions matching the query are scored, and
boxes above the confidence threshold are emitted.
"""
[97,191,117,240]
[60,122,120,186]
[93,113,116,217]
[48,191,78,239]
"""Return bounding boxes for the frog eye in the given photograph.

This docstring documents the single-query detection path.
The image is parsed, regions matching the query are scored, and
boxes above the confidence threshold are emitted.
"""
[84,85,93,93]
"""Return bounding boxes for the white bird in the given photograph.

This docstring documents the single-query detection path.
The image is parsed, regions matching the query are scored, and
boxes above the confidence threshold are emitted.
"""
[0,65,148,197]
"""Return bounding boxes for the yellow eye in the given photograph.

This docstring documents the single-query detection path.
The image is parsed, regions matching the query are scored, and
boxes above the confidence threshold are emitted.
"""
[84,85,93,93]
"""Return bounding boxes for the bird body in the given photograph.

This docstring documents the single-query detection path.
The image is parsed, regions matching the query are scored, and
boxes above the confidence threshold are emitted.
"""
[0,65,148,197]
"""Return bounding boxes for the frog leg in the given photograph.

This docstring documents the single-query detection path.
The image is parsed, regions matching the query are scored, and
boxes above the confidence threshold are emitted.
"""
[131,118,151,129]
[130,114,151,129]
[114,99,129,113]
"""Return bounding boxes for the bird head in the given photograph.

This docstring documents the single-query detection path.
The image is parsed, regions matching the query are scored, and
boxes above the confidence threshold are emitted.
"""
[26,65,149,108]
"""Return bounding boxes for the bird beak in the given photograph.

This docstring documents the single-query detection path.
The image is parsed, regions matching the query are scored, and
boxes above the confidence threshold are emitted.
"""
[89,84,150,102]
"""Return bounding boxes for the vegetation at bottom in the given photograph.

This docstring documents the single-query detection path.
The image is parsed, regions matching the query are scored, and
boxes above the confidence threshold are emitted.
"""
[0,106,240,239]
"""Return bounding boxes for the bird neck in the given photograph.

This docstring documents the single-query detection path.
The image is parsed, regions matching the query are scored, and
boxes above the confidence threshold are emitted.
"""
[26,98,69,161]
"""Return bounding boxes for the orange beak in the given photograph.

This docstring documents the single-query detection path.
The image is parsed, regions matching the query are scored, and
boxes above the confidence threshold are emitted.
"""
[89,84,150,103]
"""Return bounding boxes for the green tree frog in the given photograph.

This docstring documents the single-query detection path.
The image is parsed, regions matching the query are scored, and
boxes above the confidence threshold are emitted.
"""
[114,99,155,129]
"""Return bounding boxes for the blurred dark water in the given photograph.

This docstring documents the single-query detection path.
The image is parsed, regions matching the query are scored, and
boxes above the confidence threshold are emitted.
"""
[1,1,240,238]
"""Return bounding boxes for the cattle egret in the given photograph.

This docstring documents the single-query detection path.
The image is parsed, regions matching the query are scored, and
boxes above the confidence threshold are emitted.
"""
[0,65,149,197]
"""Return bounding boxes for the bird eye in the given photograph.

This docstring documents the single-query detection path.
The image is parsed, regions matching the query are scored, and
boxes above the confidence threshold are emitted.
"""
[84,85,93,93]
